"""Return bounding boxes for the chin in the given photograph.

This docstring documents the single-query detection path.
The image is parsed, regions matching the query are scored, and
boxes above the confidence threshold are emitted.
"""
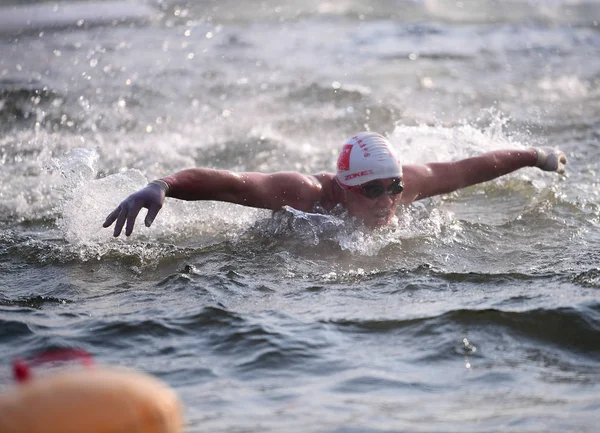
[366,215,392,227]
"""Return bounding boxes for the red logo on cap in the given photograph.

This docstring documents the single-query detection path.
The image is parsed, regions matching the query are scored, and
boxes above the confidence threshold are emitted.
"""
[337,144,352,171]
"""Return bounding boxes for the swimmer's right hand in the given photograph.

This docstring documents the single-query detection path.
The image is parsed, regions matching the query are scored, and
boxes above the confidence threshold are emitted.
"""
[103,180,169,237]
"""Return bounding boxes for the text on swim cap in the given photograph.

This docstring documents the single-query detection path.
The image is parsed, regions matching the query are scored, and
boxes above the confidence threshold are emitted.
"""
[345,170,375,181]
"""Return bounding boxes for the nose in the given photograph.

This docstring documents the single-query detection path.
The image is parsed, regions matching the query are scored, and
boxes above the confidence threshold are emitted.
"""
[375,193,394,207]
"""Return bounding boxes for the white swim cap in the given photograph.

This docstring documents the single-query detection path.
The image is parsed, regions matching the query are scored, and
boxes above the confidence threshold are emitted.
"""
[335,131,402,186]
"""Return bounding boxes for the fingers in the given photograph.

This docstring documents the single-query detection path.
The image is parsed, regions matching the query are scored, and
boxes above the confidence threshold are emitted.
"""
[559,153,568,165]
[125,202,144,236]
[533,147,568,174]
[104,202,146,237]
[145,202,162,227]
[104,205,128,237]
[103,184,165,237]
[114,205,128,237]
[557,152,567,175]
[103,207,121,228]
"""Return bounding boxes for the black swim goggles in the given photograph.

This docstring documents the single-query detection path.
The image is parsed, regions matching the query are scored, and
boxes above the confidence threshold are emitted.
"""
[344,178,404,199]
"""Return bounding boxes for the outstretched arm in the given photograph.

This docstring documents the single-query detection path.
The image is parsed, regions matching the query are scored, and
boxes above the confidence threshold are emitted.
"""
[103,169,323,237]
[400,147,567,203]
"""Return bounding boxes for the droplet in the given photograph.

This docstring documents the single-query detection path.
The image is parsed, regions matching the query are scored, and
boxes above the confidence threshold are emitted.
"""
[421,77,433,88]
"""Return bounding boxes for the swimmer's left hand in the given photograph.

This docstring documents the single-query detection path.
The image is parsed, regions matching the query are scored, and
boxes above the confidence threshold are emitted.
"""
[533,147,568,175]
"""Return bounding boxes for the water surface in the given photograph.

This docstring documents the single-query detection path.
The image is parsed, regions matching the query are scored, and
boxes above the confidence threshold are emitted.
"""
[1,1,599,432]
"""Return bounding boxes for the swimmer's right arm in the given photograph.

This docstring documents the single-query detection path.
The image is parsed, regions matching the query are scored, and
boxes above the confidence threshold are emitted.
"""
[103,169,322,237]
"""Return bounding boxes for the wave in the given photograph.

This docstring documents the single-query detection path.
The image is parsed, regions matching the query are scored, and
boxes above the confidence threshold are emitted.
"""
[4,301,597,388]
[327,304,600,357]
[63,306,331,375]
[0,317,32,341]
[0,295,71,309]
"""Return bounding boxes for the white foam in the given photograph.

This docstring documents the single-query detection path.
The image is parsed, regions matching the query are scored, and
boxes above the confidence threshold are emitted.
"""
[53,111,557,259]
[55,146,265,250]
[390,114,523,166]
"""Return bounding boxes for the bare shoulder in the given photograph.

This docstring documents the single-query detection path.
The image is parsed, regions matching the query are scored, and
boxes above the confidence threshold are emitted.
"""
[312,172,336,187]
[311,172,340,210]
[402,164,434,183]
[399,164,435,203]
[250,171,325,191]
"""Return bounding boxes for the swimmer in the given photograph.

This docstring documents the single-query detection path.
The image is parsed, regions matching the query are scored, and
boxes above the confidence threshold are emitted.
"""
[103,131,567,236]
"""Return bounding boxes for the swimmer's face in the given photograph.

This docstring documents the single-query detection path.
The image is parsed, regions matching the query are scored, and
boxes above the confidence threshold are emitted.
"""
[342,178,404,227]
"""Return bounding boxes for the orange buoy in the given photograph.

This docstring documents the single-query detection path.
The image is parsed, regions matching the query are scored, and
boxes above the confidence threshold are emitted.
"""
[0,350,183,433]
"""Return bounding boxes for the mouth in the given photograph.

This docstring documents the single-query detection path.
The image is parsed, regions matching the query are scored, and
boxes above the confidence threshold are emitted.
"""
[371,209,392,225]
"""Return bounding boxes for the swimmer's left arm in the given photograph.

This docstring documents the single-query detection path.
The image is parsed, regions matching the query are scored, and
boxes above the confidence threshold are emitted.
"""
[401,148,567,202]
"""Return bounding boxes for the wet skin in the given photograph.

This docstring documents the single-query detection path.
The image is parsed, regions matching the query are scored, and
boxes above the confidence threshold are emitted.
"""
[341,178,402,227]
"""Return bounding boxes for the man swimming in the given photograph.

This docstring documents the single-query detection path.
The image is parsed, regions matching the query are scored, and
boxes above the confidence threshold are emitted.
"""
[103,131,568,237]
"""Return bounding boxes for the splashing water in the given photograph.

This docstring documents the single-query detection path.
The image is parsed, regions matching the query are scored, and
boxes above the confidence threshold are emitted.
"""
[50,111,551,263]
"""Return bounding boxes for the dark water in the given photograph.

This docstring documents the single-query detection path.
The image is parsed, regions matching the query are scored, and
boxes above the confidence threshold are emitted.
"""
[1,0,600,431]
